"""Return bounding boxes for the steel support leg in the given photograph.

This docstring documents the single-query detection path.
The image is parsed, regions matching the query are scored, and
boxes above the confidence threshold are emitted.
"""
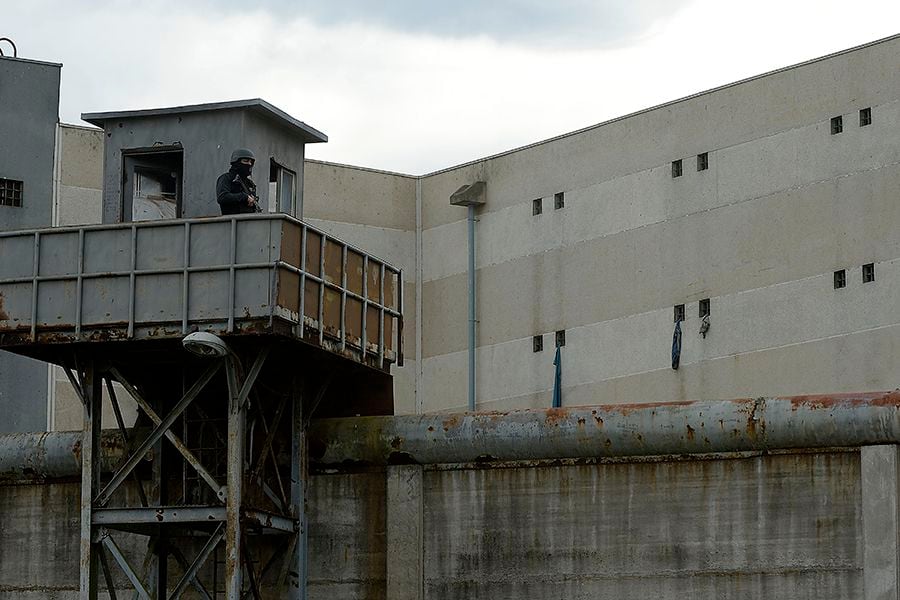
[225,359,245,599]
[289,383,307,599]
[80,360,102,600]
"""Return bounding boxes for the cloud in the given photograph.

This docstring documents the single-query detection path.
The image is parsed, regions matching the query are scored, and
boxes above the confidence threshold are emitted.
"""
[3,1,899,174]
[214,0,692,48]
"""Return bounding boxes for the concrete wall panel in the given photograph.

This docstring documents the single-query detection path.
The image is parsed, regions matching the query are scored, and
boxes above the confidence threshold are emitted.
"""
[424,453,861,599]
[304,161,416,231]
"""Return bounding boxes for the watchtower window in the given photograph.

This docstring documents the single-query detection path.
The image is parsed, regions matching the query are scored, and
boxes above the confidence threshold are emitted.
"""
[554,192,565,210]
[0,178,23,207]
[672,160,683,178]
[674,304,685,322]
[532,198,542,216]
[122,148,183,222]
[533,335,543,353]
[269,160,297,217]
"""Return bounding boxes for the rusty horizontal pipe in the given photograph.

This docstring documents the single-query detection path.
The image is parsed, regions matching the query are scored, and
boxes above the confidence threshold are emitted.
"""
[4,392,900,477]
[0,430,130,482]
[308,392,900,465]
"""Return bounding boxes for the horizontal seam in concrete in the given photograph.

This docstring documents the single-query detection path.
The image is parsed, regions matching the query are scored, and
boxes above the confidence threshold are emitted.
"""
[423,565,862,584]
[425,253,900,361]
[420,96,900,233]
[422,153,900,284]
[472,320,900,407]
[305,217,415,235]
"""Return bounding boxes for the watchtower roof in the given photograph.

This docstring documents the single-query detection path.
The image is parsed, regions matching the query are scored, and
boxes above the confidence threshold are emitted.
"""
[82,98,328,144]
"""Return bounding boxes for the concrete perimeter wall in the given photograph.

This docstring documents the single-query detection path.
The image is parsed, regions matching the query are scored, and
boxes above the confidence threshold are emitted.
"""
[3,445,899,599]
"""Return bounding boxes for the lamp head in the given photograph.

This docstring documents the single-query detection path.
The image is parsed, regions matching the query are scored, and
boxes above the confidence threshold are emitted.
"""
[182,332,229,358]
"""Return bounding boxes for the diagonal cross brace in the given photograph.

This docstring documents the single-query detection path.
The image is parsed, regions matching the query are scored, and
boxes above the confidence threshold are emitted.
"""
[96,363,222,506]
[100,530,151,600]
[168,523,224,600]
[234,347,271,412]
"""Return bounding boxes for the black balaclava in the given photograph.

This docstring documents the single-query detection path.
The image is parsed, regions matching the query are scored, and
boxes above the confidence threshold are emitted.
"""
[231,162,253,178]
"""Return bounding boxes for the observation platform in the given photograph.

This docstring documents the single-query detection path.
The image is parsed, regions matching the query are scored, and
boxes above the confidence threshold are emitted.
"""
[0,214,403,412]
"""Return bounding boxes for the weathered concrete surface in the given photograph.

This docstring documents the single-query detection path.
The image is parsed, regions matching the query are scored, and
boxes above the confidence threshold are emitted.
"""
[862,445,900,600]
[424,452,862,599]
[0,449,868,599]
[387,465,424,600]
[307,472,387,600]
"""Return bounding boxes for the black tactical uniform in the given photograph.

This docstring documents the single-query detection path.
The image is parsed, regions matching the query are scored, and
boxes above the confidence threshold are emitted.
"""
[216,148,259,215]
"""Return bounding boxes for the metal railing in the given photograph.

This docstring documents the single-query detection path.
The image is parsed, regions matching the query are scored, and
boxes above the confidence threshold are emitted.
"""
[0,214,403,368]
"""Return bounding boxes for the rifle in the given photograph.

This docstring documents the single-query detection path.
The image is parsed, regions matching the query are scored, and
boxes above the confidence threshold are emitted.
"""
[233,173,262,213]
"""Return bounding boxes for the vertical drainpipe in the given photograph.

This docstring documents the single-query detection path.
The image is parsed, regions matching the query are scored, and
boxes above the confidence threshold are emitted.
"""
[449,182,486,413]
[415,177,424,414]
[467,204,476,412]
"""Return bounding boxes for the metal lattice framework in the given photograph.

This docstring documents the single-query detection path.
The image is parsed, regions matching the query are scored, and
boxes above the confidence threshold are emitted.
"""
[67,341,328,599]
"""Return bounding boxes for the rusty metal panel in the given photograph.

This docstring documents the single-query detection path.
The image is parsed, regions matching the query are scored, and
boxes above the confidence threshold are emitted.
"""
[135,273,182,322]
[323,239,343,286]
[187,271,229,321]
[0,282,31,328]
[36,280,76,326]
[347,250,364,296]
[234,269,271,319]
[82,277,129,325]
[304,278,320,325]
[306,230,322,277]
[280,219,303,266]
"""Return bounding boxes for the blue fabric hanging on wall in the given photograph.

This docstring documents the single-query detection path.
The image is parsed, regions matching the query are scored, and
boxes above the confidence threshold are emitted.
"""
[671,320,682,370]
[552,346,562,407]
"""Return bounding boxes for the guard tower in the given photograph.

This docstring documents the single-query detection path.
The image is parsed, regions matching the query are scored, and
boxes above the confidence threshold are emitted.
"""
[0,102,403,598]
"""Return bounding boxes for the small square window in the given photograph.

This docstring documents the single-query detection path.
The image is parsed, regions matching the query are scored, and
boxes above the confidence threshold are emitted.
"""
[862,263,875,283]
[830,116,843,135]
[860,107,872,127]
[697,152,708,171]
[699,298,710,318]
[554,191,564,210]
[834,269,846,289]
[555,330,566,348]
[674,304,685,323]
[0,178,24,207]
[533,335,543,353]
[671,159,682,178]
[532,198,542,216]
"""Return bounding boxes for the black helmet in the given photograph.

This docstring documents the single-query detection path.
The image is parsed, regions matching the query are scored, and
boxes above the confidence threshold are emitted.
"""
[230,148,255,163]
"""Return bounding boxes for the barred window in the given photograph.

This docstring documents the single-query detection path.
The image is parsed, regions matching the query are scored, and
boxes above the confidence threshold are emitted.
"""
[860,107,872,127]
[830,116,843,135]
[0,178,23,207]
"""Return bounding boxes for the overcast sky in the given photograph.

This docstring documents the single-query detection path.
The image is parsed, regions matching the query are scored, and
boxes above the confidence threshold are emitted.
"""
[4,2,899,173]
